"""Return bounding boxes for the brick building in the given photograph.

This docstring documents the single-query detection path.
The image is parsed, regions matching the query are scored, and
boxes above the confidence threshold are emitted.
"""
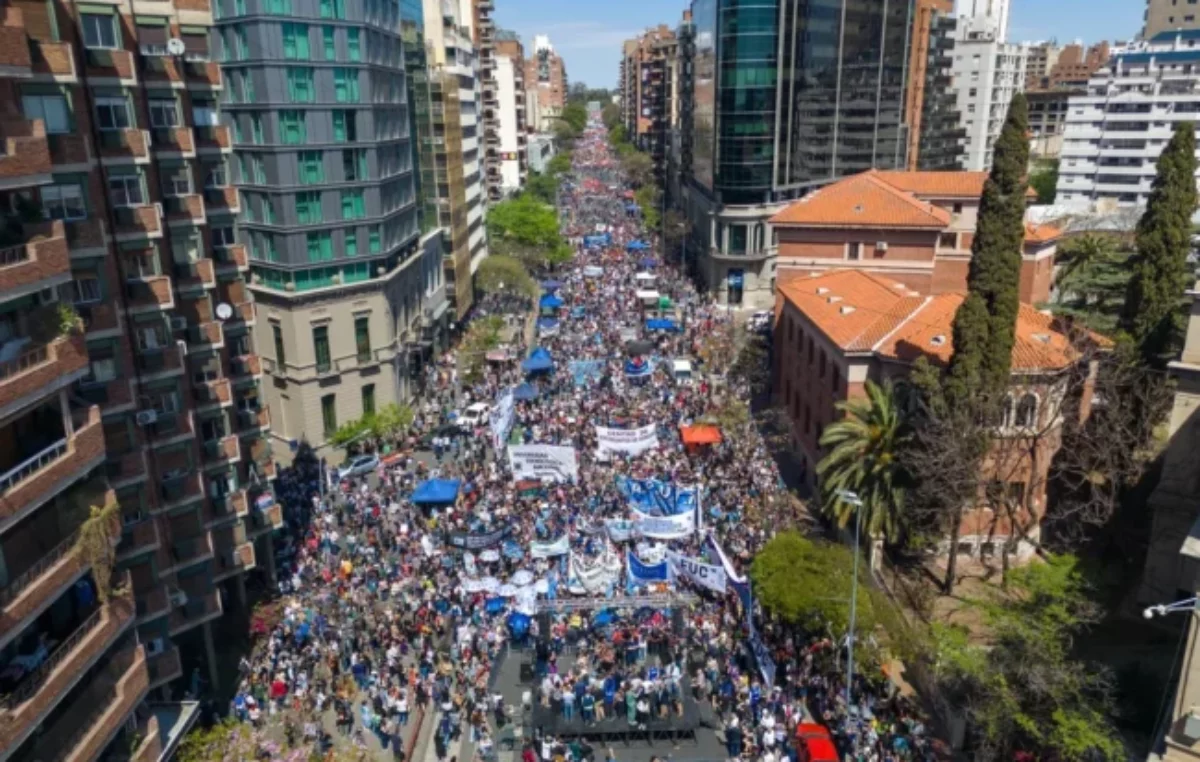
[771,170,1058,304]
[774,269,1093,560]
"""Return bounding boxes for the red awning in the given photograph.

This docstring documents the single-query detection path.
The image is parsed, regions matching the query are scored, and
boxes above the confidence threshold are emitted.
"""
[680,425,722,445]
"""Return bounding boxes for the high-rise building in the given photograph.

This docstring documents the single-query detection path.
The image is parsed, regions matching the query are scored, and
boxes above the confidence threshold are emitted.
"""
[954,0,1011,41]
[470,0,501,201]
[1144,0,1200,39]
[1046,41,1111,87]
[524,36,567,133]
[1057,30,1200,211]
[905,0,966,170]
[0,0,279,755]
[216,0,448,461]
[950,17,1028,170]
[1027,87,1083,160]
[677,0,923,309]
[619,26,679,181]
[1024,42,1063,89]
[496,33,529,194]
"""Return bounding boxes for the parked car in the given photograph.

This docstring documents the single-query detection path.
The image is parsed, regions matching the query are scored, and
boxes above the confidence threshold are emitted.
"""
[337,454,379,480]
[749,310,772,334]
[795,723,839,762]
[457,402,492,430]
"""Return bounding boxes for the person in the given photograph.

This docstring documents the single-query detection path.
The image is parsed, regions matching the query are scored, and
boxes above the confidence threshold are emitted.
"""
[725,716,743,762]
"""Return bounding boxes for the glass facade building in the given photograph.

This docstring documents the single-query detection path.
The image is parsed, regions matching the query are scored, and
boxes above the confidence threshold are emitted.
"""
[715,0,779,204]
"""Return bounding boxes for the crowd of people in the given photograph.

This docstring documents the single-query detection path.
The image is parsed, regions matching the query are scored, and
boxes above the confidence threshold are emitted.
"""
[223,117,940,762]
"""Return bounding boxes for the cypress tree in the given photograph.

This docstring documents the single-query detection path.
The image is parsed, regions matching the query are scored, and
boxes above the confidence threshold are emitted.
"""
[1121,121,1198,366]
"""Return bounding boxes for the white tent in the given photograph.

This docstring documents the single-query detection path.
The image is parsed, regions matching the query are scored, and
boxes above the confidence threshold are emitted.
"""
[635,272,657,283]
[635,289,661,302]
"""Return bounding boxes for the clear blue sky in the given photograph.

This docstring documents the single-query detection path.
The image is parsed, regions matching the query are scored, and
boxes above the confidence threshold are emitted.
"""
[494,0,1144,89]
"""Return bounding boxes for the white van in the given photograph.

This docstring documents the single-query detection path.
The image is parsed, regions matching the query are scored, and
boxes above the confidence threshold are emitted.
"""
[670,359,695,385]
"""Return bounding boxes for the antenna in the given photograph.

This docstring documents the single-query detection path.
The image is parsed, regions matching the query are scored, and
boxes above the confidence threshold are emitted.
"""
[215,302,233,320]
[167,38,186,56]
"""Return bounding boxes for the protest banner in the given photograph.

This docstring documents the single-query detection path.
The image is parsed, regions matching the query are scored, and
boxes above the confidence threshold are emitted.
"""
[595,424,659,457]
[529,535,570,559]
[507,444,579,483]
[447,526,512,550]
[491,389,515,450]
[631,506,695,539]
[626,549,670,588]
[604,519,637,542]
[566,550,622,595]
[666,550,727,594]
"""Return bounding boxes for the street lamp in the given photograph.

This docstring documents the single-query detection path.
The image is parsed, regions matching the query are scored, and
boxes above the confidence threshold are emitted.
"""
[838,488,865,710]
[1144,597,1199,619]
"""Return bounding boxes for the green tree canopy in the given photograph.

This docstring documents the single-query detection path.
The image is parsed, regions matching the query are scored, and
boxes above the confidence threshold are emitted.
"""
[329,403,415,449]
[635,183,661,229]
[1121,121,1198,366]
[1029,160,1059,204]
[477,254,537,298]
[524,171,558,205]
[547,152,572,177]
[623,151,654,188]
[602,102,620,130]
[1050,233,1132,334]
[488,195,568,269]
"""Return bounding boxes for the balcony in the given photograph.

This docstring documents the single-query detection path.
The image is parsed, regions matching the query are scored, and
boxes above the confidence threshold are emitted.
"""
[150,127,195,158]
[209,489,248,524]
[229,353,262,380]
[96,129,150,163]
[192,377,231,409]
[183,61,223,89]
[115,518,159,562]
[163,195,206,227]
[248,500,283,536]
[161,531,213,575]
[135,344,185,383]
[134,585,168,625]
[173,258,215,292]
[0,404,103,527]
[202,435,240,466]
[168,589,221,636]
[141,55,184,86]
[194,125,232,154]
[202,187,240,215]
[235,406,270,433]
[105,449,147,489]
[0,586,137,755]
[0,222,70,304]
[0,8,32,75]
[31,41,76,81]
[188,321,223,349]
[146,645,182,691]
[212,525,255,581]
[146,409,194,449]
[112,205,163,242]
[155,470,201,512]
[213,244,248,272]
[84,48,136,82]
[0,119,52,189]
[125,276,173,314]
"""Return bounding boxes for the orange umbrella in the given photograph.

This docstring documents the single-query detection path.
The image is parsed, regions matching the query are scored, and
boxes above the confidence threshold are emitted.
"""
[680,425,722,446]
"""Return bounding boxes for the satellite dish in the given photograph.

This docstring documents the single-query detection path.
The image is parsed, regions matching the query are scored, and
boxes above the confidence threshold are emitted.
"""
[215,302,233,320]
[166,38,186,56]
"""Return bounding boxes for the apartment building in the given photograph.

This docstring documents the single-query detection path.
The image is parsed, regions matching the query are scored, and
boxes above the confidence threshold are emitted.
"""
[524,35,567,133]
[0,0,275,757]
[214,0,448,462]
[496,33,529,194]
[1056,29,1200,210]
[1045,41,1111,87]
[1027,87,1082,159]
[619,26,678,182]
[950,16,1028,171]
[954,0,1011,41]
[905,0,966,170]
[470,0,501,201]
[1025,42,1062,89]
[1144,0,1200,39]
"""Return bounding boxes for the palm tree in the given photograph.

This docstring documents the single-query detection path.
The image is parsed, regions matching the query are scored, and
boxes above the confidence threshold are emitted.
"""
[817,380,910,542]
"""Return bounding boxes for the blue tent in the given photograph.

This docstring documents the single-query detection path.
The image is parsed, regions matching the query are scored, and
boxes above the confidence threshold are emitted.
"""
[539,294,564,310]
[506,612,531,637]
[541,280,563,292]
[570,306,586,319]
[624,356,653,378]
[513,382,540,401]
[412,478,461,505]
[537,317,560,335]
[626,240,650,252]
[646,318,680,332]
[522,347,554,373]
[639,257,658,268]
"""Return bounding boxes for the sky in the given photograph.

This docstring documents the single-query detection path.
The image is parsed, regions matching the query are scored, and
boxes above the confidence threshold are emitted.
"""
[494,0,1145,89]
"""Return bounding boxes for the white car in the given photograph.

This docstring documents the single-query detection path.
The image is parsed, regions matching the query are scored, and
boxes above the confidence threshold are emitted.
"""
[749,311,772,334]
[457,402,492,430]
[337,454,379,480]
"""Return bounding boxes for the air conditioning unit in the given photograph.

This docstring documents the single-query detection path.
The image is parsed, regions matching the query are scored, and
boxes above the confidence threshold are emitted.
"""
[142,129,153,148]
[145,637,166,656]
[154,202,164,220]
[875,241,888,251]
[135,409,158,426]
[168,590,188,608]
[170,316,188,331]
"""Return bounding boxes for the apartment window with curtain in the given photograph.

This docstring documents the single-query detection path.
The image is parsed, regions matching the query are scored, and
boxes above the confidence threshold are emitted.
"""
[368,227,381,254]
[320,0,345,20]
[272,323,286,366]
[342,149,367,181]
[354,316,370,363]
[280,110,306,144]
[95,96,131,130]
[334,69,359,103]
[347,28,361,61]
[298,151,324,184]
[252,155,266,184]
[313,326,331,373]
[332,110,356,142]
[321,394,337,436]
[81,13,119,49]
[323,27,336,60]
[361,384,375,416]
[108,171,145,207]
[295,191,322,224]
[42,182,86,221]
[147,97,179,128]
[282,23,310,59]
[266,0,292,14]
[251,114,264,143]
[341,190,365,220]
[235,28,248,60]
[287,67,315,102]
[23,92,71,134]
[344,230,358,257]
[306,231,333,261]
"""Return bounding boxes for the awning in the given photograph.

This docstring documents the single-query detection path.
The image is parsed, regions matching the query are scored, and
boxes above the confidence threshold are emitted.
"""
[539,294,564,310]
[646,318,679,332]
[513,382,540,401]
[680,425,722,445]
[521,347,554,373]
[412,479,461,505]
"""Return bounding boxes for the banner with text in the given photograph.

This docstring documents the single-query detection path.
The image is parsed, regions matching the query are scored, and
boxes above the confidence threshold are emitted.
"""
[595,424,659,457]
[626,549,670,589]
[666,550,728,594]
[605,519,638,542]
[507,444,579,483]
[529,535,570,559]
[631,506,695,539]
[447,526,512,551]
[566,550,623,595]
[491,389,515,450]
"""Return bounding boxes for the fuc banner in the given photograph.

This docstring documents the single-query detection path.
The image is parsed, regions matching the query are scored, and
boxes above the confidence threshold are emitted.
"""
[507,444,579,483]
[666,550,727,594]
[595,424,659,457]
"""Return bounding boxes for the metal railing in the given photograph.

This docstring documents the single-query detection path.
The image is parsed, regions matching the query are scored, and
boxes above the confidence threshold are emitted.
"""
[0,605,104,710]
[0,344,49,381]
[0,243,29,267]
[0,530,79,608]
[31,645,140,762]
[0,438,67,493]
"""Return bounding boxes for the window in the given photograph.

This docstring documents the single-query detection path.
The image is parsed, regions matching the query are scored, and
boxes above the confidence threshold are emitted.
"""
[263,199,276,224]
[280,110,306,144]
[272,323,286,366]
[193,102,219,127]
[251,114,264,144]
[344,231,358,257]
[361,384,375,416]
[847,242,862,260]
[108,174,145,207]
[71,274,102,304]
[22,94,70,134]
[205,162,228,188]
[343,149,367,181]
[334,69,359,102]
[251,156,266,184]
[347,28,361,61]
[321,394,337,436]
[42,183,86,221]
[94,96,131,130]
[86,351,117,384]
[355,316,371,362]
[147,98,179,128]
[295,191,322,224]
[323,26,336,60]
[243,73,255,102]
[265,0,292,13]
[368,227,381,253]
[82,13,119,49]
[306,231,333,261]
[320,0,345,20]
[298,151,324,184]
[287,67,315,103]
[818,349,826,378]
[162,167,192,196]
[313,326,331,373]
[341,190,365,220]
[235,28,248,60]
[332,110,357,142]
[282,23,310,59]
[212,226,235,246]
[1015,394,1038,427]
[939,232,957,249]
[952,202,963,214]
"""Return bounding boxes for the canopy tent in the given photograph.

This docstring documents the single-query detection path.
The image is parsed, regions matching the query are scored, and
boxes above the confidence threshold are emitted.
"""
[635,289,661,302]
[570,306,586,318]
[680,424,722,446]
[626,240,651,252]
[521,347,554,373]
[536,317,560,336]
[635,272,657,283]
[539,294,564,310]
[624,356,653,378]
[639,258,658,269]
[412,479,461,505]
[646,318,680,332]
[540,280,563,292]
[513,382,540,401]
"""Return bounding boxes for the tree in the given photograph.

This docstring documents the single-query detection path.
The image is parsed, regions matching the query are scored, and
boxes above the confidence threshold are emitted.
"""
[623,151,654,188]
[477,254,537,298]
[546,152,572,178]
[817,381,910,543]
[487,195,569,270]
[602,103,620,130]
[74,487,120,601]
[1029,159,1059,204]
[1050,233,1132,334]
[524,172,558,204]
[1121,121,1198,366]
[459,316,506,384]
[930,555,1123,762]
[329,403,416,450]
[663,210,690,256]
[635,183,661,229]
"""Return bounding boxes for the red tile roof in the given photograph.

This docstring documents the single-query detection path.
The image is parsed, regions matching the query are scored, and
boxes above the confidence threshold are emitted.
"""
[769,171,952,229]
[877,170,1040,199]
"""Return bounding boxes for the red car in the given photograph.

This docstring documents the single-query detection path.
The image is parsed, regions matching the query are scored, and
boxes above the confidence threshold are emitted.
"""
[796,723,839,762]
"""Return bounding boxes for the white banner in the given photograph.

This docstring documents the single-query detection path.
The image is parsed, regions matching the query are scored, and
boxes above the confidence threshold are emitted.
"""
[491,389,515,450]
[631,506,695,539]
[566,549,623,595]
[529,535,570,559]
[508,444,579,483]
[595,424,659,457]
[666,550,727,594]
[605,519,637,542]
